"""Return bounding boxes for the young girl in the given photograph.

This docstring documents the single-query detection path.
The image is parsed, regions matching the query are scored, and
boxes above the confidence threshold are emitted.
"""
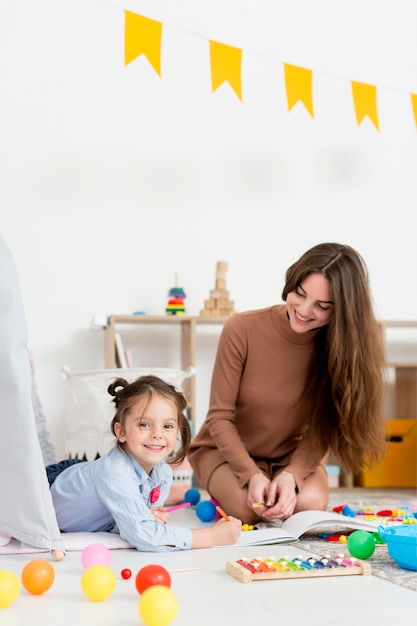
[188,243,387,524]
[48,375,241,551]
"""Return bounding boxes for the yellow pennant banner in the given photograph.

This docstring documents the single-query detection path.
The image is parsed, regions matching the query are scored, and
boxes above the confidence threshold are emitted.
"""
[122,11,416,131]
[411,94,417,129]
[124,11,162,75]
[351,81,379,131]
[284,64,314,118]
[209,40,242,100]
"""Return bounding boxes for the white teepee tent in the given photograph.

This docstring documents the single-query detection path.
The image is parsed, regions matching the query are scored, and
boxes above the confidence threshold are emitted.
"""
[0,234,64,558]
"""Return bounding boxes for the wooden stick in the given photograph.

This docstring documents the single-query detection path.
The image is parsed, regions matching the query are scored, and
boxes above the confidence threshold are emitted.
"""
[168,567,200,573]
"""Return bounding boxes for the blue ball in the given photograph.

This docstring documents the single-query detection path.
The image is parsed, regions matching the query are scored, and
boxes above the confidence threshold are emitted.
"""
[184,488,201,506]
[196,500,217,522]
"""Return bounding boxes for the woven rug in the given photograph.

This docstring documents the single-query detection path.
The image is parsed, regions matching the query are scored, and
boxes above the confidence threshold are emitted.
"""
[294,488,417,592]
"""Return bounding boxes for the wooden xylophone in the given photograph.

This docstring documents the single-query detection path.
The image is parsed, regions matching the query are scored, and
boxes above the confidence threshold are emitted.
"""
[226,554,372,583]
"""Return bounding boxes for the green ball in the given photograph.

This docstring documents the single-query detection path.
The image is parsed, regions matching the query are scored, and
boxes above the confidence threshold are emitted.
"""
[347,530,376,559]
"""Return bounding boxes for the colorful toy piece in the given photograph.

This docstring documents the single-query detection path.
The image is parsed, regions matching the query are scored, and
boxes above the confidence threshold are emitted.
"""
[0,570,20,608]
[347,530,376,559]
[166,275,186,315]
[341,505,355,517]
[21,559,55,595]
[81,564,116,602]
[332,503,417,525]
[138,584,179,626]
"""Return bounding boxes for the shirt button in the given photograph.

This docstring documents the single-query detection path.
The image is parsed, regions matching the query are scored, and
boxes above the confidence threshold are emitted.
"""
[181,542,186,547]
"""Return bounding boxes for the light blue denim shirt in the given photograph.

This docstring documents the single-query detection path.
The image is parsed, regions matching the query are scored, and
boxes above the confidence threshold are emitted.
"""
[50,447,192,552]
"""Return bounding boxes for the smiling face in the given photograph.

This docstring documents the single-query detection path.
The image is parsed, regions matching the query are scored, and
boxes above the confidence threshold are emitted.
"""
[113,394,179,473]
[286,272,334,333]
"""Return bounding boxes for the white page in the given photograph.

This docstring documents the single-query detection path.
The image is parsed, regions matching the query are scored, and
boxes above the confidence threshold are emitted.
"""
[281,510,378,538]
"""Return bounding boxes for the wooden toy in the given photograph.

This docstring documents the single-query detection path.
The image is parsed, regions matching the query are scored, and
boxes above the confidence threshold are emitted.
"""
[226,554,372,583]
[200,261,236,317]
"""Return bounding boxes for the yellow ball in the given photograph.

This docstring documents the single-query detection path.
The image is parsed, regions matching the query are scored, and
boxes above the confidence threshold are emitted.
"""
[81,564,116,602]
[138,584,179,626]
[0,570,20,608]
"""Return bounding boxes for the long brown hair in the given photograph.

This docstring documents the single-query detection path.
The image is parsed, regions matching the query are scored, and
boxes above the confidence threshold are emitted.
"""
[282,243,386,474]
[108,375,191,465]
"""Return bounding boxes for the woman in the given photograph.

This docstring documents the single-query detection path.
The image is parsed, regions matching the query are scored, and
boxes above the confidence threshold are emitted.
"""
[188,243,386,524]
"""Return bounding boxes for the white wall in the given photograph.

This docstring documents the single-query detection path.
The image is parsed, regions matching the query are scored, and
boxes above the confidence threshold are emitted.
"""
[1,0,417,458]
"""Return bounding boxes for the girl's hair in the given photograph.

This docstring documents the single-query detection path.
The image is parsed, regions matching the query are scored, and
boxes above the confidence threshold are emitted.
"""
[107,375,191,465]
[282,242,386,474]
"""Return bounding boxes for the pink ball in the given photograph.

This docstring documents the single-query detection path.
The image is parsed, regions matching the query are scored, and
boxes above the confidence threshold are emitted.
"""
[81,543,111,569]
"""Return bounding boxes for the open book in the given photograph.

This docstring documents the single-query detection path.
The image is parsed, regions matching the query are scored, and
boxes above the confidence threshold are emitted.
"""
[226,510,378,548]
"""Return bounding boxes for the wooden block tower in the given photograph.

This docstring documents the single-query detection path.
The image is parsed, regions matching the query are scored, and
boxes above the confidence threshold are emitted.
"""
[200,261,236,317]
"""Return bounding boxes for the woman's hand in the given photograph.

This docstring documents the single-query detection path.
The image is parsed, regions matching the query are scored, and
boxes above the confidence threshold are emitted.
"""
[150,507,170,525]
[247,472,272,509]
[260,471,297,520]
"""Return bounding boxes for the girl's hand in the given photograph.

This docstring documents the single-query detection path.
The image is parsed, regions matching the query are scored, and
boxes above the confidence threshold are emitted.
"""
[210,517,242,546]
[150,507,170,525]
[260,471,297,520]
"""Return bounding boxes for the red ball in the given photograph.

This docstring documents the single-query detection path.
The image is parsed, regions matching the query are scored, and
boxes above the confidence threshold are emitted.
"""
[120,568,132,580]
[135,564,171,594]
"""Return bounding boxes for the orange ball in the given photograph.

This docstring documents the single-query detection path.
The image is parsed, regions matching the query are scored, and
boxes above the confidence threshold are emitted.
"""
[21,559,55,595]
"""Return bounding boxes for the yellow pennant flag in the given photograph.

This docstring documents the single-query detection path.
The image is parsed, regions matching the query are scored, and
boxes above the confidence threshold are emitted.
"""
[284,64,314,118]
[124,11,162,75]
[210,40,242,100]
[351,81,379,130]
[411,94,417,129]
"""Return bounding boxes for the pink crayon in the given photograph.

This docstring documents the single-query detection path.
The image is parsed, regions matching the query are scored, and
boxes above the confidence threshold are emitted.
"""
[165,502,192,513]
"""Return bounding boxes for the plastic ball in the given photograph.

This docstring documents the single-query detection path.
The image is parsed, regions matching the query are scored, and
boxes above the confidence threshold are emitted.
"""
[184,488,200,506]
[138,584,179,626]
[135,564,171,594]
[21,559,55,595]
[120,568,132,580]
[0,570,20,608]
[347,530,376,559]
[81,565,116,602]
[81,543,111,569]
[196,500,217,522]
